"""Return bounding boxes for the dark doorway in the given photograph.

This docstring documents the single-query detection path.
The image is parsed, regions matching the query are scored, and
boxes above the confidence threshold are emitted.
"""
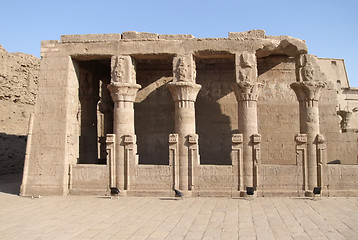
[195,54,236,165]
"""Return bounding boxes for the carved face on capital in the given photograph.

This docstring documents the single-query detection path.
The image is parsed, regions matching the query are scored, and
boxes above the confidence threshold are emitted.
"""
[177,58,187,79]
[301,62,315,82]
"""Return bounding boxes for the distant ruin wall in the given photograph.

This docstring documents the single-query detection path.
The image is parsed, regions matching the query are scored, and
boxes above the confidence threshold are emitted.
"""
[0,44,40,175]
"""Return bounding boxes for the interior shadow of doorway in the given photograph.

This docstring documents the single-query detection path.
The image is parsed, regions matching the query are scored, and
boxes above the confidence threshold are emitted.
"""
[195,56,236,165]
[0,173,22,195]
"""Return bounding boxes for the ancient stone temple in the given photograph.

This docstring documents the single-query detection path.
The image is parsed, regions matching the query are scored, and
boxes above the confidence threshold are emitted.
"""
[20,30,358,197]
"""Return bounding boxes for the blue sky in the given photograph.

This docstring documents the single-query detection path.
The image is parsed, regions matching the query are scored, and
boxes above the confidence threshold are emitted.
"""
[1,0,357,86]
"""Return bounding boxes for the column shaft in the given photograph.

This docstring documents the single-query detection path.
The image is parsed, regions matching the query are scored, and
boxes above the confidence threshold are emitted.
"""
[112,101,135,190]
[303,105,319,190]
[232,81,264,191]
[108,82,140,191]
[291,53,327,193]
[168,82,201,193]
[175,102,195,190]
[239,100,258,188]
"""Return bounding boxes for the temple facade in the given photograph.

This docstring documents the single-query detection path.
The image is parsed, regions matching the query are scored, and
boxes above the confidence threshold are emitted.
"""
[20,30,358,197]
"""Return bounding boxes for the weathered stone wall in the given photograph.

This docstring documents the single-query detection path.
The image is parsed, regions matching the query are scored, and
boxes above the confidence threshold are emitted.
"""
[319,80,358,165]
[257,55,299,165]
[0,44,40,175]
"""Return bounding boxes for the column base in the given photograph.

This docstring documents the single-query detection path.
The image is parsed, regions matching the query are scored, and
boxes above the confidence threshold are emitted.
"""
[176,190,192,198]
[304,190,314,197]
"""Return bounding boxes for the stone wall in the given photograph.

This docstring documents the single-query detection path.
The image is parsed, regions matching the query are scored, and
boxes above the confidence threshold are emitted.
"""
[0,44,40,175]
[257,55,299,165]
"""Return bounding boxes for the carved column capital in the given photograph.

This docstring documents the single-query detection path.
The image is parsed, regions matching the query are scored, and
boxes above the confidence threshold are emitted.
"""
[107,82,141,102]
[111,55,136,83]
[173,54,196,82]
[236,51,257,82]
[337,110,353,131]
[291,54,327,107]
[290,81,326,107]
[296,54,326,83]
[231,81,265,102]
[167,81,201,108]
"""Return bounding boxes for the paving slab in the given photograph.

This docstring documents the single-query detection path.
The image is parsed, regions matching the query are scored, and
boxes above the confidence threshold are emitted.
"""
[0,174,357,239]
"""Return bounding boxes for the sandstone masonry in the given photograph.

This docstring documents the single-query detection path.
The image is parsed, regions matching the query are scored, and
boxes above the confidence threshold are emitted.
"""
[18,31,358,197]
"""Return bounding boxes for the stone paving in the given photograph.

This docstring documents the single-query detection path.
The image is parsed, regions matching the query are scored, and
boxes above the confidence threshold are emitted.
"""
[0,174,357,240]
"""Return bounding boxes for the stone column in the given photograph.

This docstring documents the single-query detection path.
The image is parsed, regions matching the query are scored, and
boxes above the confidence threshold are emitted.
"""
[337,110,352,132]
[231,52,264,194]
[291,54,326,194]
[107,56,141,192]
[167,55,201,194]
[232,81,264,192]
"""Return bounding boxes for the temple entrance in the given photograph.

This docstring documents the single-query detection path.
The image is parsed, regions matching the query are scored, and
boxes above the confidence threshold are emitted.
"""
[134,55,175,165]
[195,53,237,165]
[74,58,113,164]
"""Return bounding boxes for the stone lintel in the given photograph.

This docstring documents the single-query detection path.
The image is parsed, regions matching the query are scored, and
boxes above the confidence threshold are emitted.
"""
[229,30,266,39]
[122,31,158,40]
[61,34,122,43]
[159,34,195,40]
[107,82,141,102]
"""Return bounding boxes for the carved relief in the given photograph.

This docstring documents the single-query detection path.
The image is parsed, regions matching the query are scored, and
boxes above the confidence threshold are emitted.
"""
[236,51,257,82]
[291,54,327,107]
[169,133,178,144]
[231,81,265,102]
[316,134,325,144]
[111,55,136,83]
[295,134,307,143]
[296,54,326,83]
[232,133,243,144]
[167,81,201,103]
[188,134,199,144]
[306,113,317,123]
[173,55,196,82]
[252,134,261,143]
[107,82,141,103]
[290,81,326,107]
[124,135,135,144]
[106,134,115,144]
